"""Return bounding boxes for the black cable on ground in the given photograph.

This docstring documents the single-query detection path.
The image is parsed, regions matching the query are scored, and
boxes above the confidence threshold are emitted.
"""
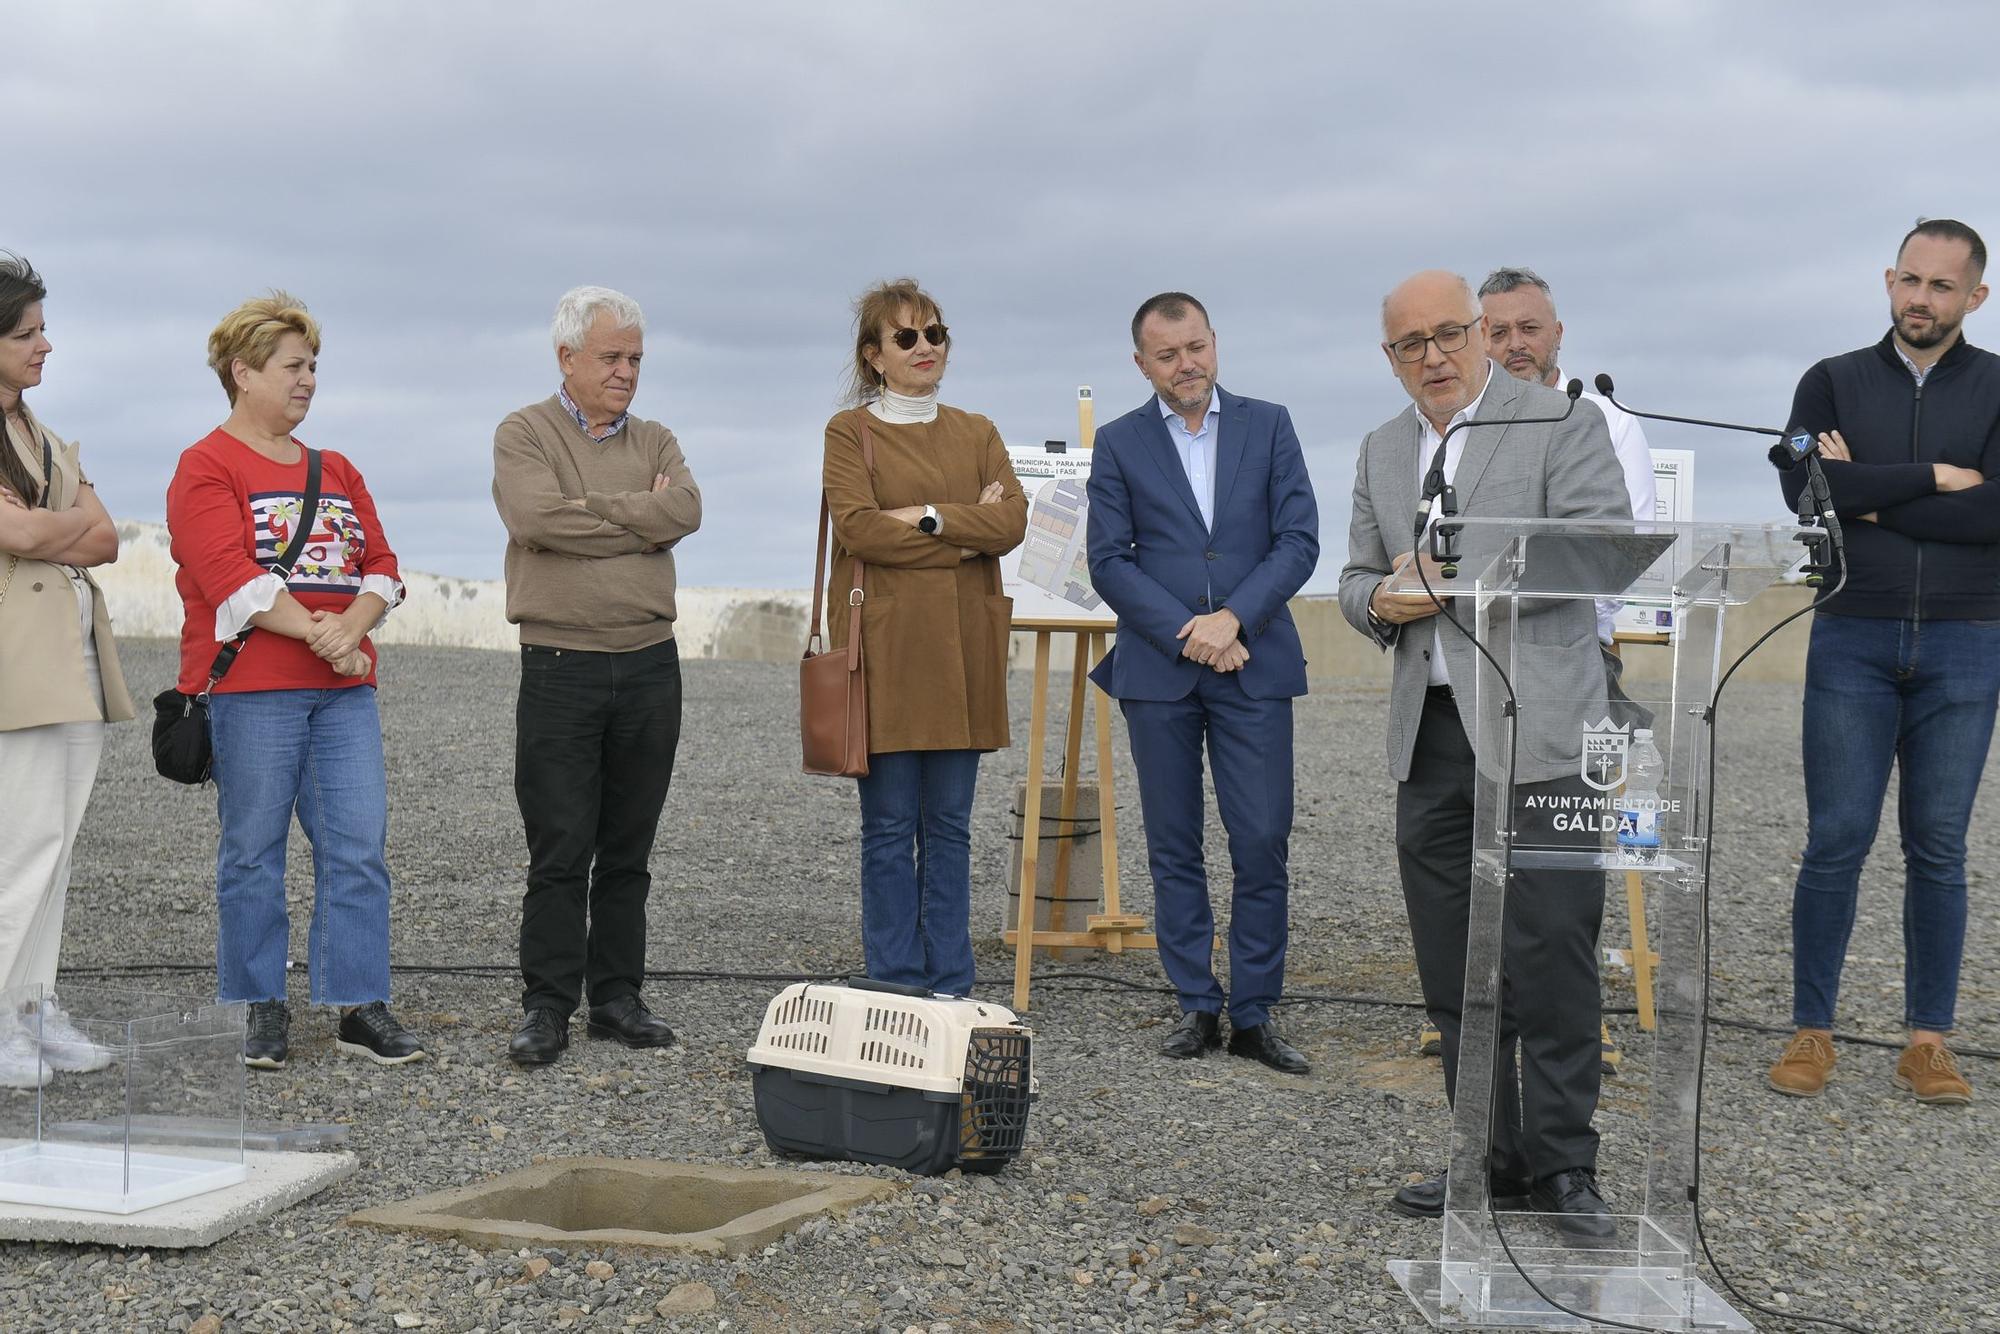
[55,963,1999,1062]
[1687,526,1872,1333]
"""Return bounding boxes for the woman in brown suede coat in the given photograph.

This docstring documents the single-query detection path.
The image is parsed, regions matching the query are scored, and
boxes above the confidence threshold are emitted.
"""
[822,278,1027,994]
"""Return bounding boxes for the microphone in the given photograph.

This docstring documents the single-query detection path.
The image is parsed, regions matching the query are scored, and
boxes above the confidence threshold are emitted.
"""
[1412,377,1584,539]
[1767,426,1819,471]
[1592,373,1785,442]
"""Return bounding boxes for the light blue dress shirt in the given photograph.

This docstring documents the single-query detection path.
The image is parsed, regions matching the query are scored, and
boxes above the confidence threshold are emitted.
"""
[1157,388,1221,530]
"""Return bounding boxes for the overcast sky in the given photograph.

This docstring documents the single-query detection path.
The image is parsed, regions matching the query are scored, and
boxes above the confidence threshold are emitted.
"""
[14,3,1996,589]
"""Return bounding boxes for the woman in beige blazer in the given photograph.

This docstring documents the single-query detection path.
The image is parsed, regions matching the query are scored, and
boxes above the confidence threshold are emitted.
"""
[0,253,133,1088]
[822,278,1027,994]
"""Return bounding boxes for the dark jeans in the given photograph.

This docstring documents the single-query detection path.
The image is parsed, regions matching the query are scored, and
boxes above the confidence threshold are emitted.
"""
[1397,690,1605,1183]
[1793,614,2000,1032]
[515,639,682,1017]
[1122,671,1294,1029]
[855,749,980,995]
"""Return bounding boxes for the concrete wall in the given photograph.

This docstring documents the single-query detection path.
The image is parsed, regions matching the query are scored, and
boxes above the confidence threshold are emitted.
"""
[98,522,811,663]
[99,521,1816,682]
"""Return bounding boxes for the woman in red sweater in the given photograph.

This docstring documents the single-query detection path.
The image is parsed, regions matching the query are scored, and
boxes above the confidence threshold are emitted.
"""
[166,292,425,1072]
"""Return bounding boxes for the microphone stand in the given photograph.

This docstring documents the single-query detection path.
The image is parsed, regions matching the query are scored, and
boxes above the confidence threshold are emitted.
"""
[1587,374,1870,1334]
[1412,377,1584,578]
[1593,374,1844,585]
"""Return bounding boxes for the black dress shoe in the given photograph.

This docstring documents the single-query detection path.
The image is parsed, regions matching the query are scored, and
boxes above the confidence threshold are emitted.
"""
[1530,1167,1618,1244]
[509,1008,569,1065]
[587,994,678,1049]
[1158,1010,1222,1059]
[1226,1021,1311,1075]
[1389,1171,1532,1219]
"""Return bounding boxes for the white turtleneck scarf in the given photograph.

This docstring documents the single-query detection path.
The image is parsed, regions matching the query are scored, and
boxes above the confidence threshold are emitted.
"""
[869,386,939,424]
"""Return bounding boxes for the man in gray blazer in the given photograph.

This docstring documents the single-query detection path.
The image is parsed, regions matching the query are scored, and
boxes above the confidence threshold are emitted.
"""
[1339,270,1631,1239]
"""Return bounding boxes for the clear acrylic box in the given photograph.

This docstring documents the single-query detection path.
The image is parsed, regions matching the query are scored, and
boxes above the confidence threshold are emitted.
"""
[0,982,247,1214]
[1380,519,1801,1330]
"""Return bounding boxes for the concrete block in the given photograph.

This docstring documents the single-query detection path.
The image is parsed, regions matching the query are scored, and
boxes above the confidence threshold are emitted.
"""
[346,1157,899,1256]
[0,1149,356,1248]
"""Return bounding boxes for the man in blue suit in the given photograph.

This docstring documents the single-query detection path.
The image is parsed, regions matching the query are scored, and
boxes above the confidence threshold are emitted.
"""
[1086,292,1320,1073]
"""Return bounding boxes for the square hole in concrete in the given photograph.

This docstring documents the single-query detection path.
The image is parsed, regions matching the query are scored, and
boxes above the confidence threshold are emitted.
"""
[347,1157,898,1256]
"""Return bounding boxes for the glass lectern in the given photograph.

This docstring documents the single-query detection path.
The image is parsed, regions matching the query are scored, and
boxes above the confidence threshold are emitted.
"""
[1384,518,1806,1331]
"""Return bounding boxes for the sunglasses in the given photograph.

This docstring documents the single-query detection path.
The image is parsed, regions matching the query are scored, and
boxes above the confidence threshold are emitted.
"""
[888,323,949,351]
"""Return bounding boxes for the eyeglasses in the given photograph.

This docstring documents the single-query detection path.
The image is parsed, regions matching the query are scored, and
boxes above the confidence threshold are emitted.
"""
[1385,322,1476,364]
[889,323,949,351]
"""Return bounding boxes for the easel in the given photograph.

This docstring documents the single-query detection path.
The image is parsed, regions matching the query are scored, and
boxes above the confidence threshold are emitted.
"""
[1005,387,1158,1011]
[1620,868,1660,1032]
[1006,621,1156,1011]
[1611,631,1666,1033]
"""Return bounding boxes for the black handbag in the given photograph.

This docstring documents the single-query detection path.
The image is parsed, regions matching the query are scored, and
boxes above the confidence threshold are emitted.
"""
[152,449,322,784]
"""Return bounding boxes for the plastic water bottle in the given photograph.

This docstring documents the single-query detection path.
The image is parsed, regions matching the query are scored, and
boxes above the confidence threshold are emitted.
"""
[1616,729,1665,862]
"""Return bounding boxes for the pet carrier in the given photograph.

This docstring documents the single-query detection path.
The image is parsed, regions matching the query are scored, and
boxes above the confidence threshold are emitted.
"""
[746,979,1034,1175]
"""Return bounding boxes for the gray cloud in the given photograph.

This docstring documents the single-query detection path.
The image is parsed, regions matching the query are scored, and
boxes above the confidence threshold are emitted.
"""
[14,3,1996,588]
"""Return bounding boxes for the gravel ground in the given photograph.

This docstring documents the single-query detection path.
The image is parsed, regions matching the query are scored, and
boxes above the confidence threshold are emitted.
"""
[7,639,1996,1333]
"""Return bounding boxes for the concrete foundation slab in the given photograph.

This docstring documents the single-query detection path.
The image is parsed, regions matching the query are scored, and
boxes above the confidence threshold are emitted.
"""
[346,1157,899,1256]
[0,1149,356,1248]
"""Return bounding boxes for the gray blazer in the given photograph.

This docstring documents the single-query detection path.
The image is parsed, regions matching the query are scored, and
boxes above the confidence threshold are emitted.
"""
[1337,367,1631,784]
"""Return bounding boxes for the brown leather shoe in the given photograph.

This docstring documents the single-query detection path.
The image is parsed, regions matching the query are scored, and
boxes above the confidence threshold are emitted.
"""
[1767,1029,1836,1097]
[1894,1040,1972,1105]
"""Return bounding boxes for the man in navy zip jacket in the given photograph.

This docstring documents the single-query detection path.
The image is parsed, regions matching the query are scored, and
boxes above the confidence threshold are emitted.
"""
[1086,292,1320,1073]
[1768,219,1999,1106]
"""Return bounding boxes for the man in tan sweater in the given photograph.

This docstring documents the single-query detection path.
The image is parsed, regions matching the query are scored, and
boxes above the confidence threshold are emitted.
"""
[491,285,701,1065]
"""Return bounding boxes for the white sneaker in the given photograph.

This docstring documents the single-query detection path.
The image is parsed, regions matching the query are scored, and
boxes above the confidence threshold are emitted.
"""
[0,1024,51,1089]
[35,998,113,1074]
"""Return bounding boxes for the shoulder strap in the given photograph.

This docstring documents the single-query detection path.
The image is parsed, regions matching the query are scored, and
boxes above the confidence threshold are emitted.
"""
[809,412,878,649]
[842,416,875,668]
[809,490,832,641]
[271,448,323,580]
[38,435,51,510]
[201,448,324,694]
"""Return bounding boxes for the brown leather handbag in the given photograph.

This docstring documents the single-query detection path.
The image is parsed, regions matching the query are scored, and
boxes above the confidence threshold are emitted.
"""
[800,416,875,776]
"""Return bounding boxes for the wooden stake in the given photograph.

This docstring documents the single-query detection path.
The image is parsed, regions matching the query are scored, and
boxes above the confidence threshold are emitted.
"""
[1626,869,1657,1032]
[1048,633,1091,945]
[1090,631,1125,952]
[1012,631,1054,1011]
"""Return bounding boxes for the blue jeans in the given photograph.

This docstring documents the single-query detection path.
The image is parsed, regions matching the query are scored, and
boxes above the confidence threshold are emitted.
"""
[855,749,981,994]
[1793,614,2000,1031]
[209,686,393,1006]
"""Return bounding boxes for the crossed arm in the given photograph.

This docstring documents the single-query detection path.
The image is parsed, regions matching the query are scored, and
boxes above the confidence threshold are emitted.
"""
[1810,429,1997,541]
[0,480,118,567]
[493,417,702,557]
[1778,364,1995,539]
[823,419,1026,567]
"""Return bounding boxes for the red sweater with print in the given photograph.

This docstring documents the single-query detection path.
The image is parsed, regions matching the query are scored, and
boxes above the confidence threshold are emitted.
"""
[166,430,401,695]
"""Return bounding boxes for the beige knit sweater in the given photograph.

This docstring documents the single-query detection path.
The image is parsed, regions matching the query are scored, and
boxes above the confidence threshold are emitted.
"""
[491,396,702,651]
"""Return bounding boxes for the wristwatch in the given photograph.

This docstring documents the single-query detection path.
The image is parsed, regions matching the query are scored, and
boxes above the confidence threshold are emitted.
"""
[918,505,941,535]
[1367,587,1396,641]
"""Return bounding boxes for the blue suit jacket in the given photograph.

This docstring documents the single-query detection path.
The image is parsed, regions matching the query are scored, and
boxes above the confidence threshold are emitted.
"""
[1086,388,1319,701]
